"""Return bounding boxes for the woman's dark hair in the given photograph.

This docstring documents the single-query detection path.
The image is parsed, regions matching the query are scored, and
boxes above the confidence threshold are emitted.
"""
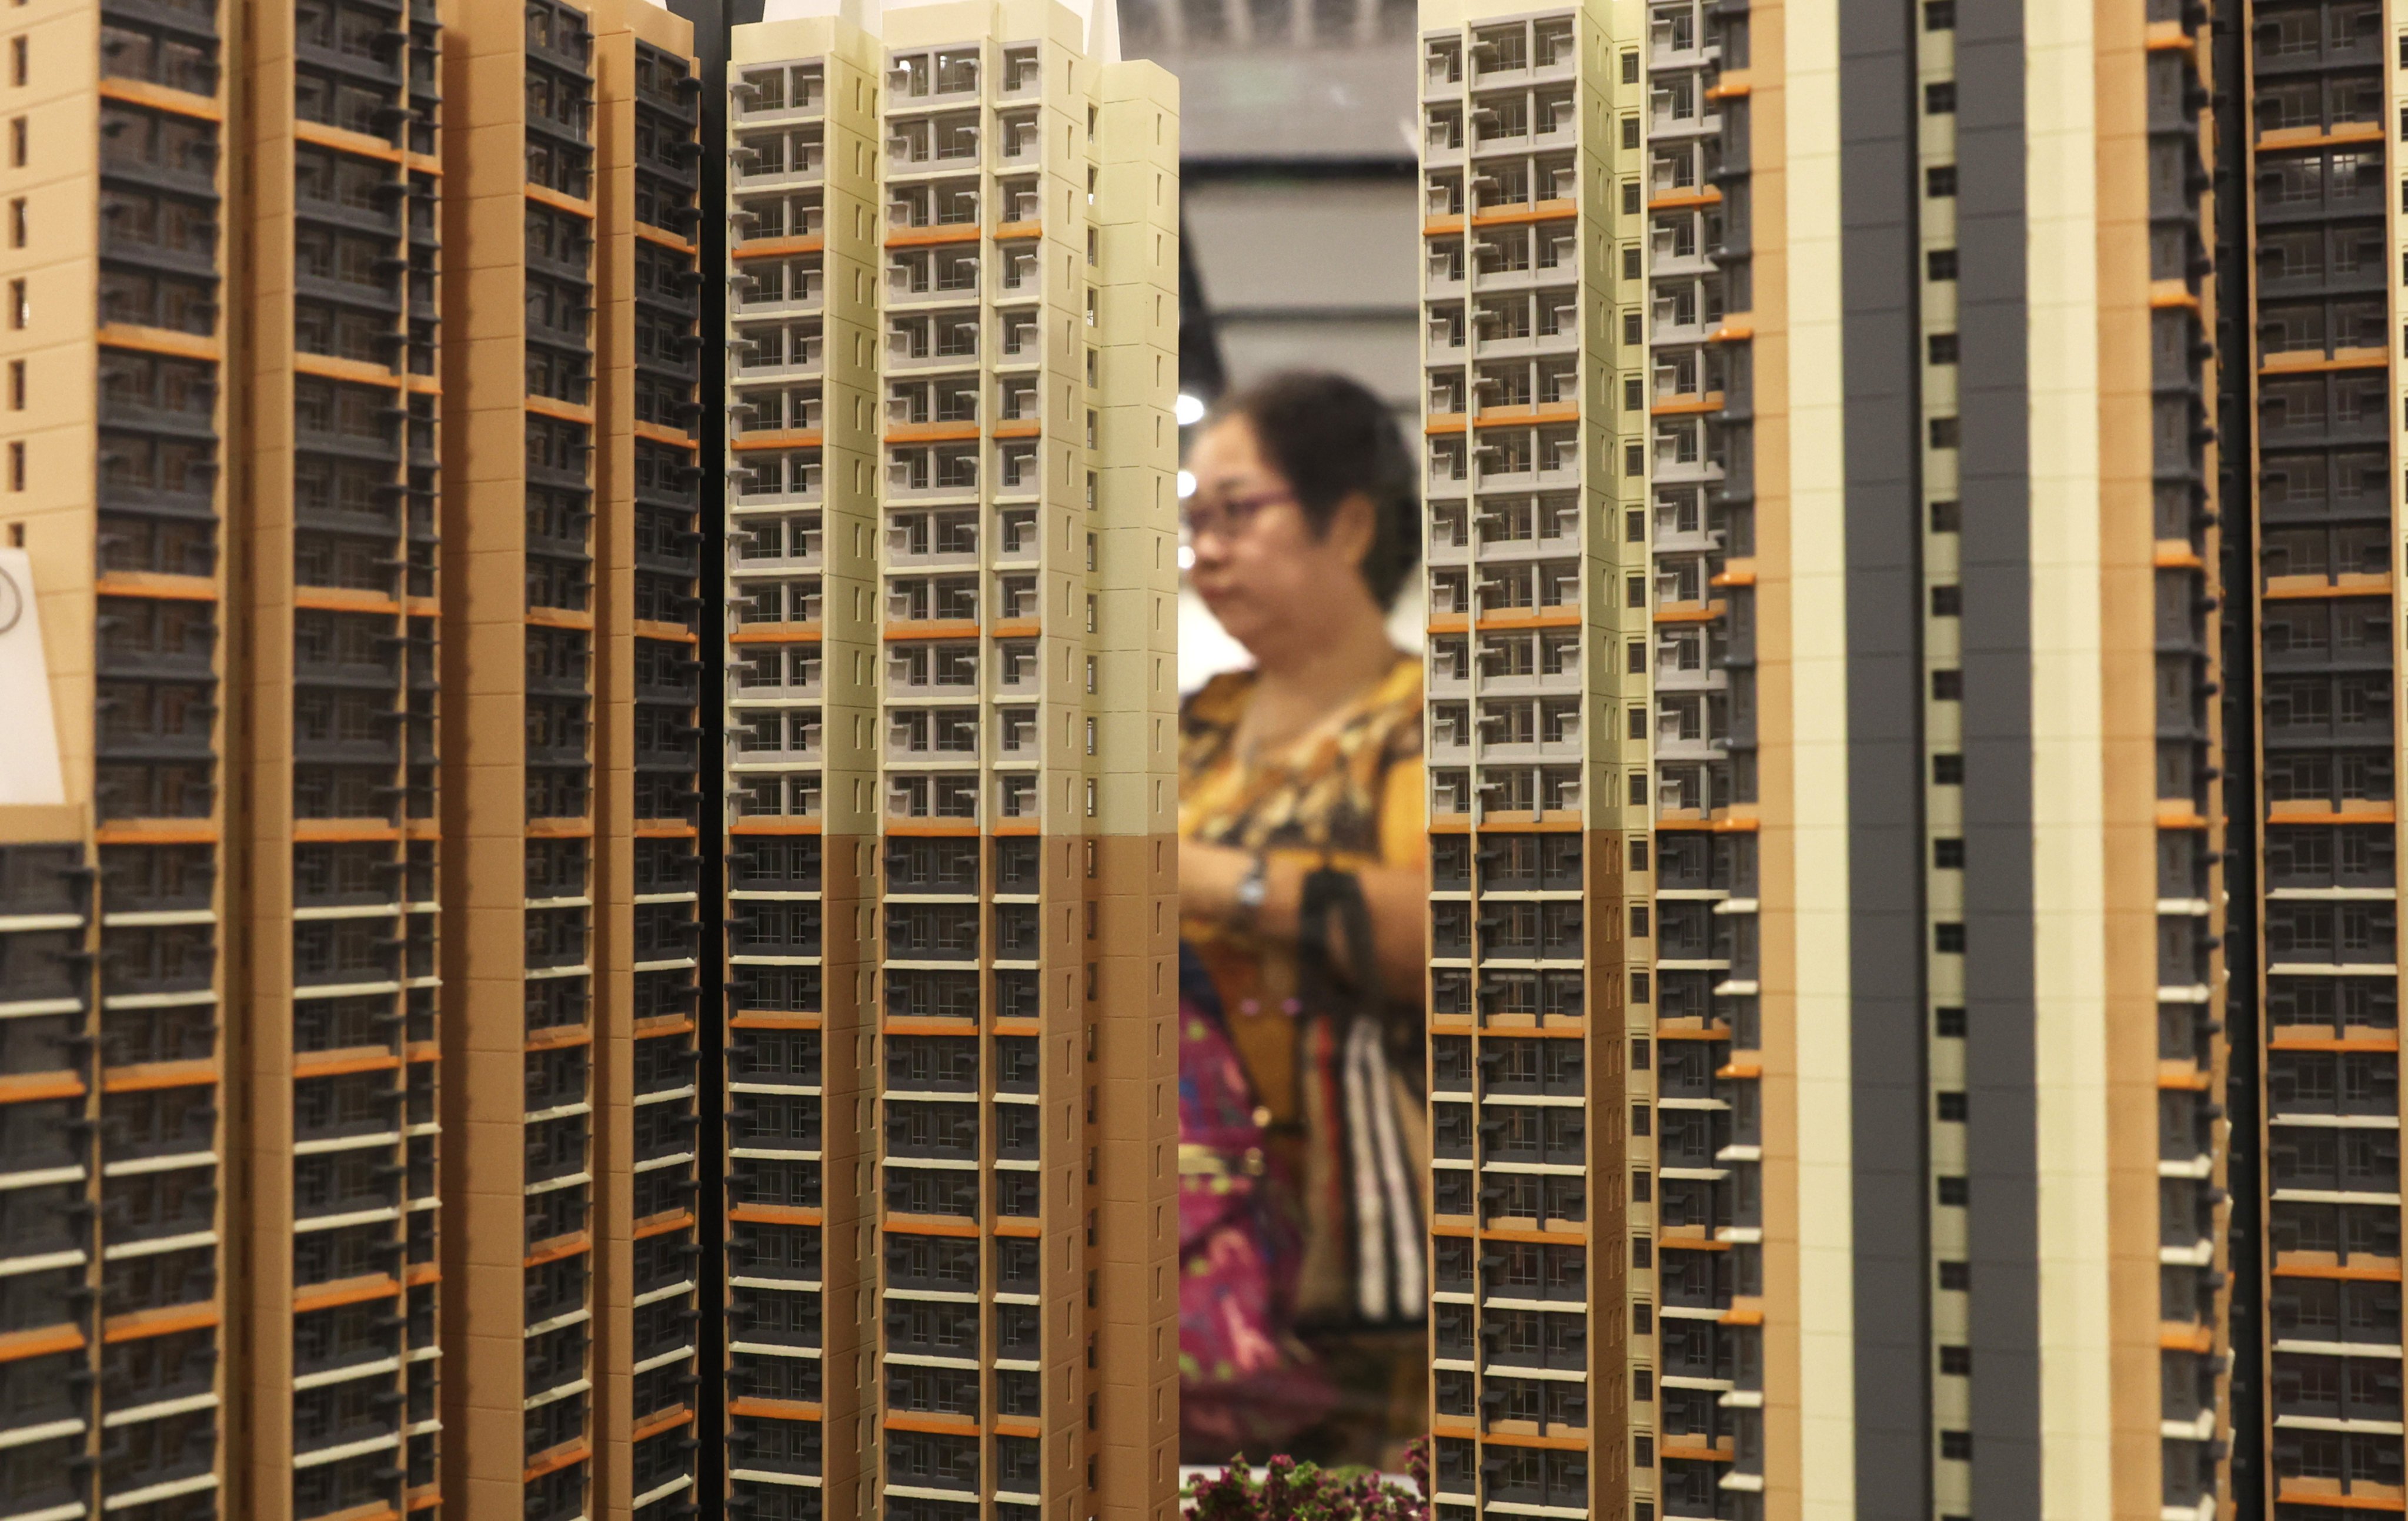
[1206,370,1421,610]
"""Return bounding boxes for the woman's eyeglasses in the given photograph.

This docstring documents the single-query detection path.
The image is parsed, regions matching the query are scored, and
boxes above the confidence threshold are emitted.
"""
[1180,489,1294,543]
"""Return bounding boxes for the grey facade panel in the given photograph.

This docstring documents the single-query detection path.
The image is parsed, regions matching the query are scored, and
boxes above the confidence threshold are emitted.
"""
[1839,0,1930,1509]
[1954,0,2040,1510]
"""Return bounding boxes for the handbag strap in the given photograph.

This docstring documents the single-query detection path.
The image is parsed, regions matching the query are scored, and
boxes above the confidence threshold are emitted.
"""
[1296,865,1377,1023]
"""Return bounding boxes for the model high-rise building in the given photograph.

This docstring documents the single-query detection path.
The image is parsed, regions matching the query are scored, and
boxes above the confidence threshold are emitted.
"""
[2230,0,2403,1513]
[722,6,1178,1518]
[0,1,233,1517]
[1416,0,1645,1515]
[1419,0,2237,1513]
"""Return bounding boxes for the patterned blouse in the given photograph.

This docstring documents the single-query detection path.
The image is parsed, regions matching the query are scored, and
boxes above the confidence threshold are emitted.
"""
[1178,652,1428,1320]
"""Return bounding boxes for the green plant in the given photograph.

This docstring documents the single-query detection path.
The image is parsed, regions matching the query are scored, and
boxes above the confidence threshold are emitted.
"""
[1182,1441,1430,1521]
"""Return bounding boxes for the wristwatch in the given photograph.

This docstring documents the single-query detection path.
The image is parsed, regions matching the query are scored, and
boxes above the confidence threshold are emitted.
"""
[1232,853,1269,930]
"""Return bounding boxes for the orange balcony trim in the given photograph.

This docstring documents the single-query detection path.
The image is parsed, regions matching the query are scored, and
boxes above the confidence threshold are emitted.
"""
[1651,393,1725,417]
[885,820,981,837]
[0,1325,82,1363]
[632,821,699,841]
[2262,574,2395,601]
[728,624,824,644]
[2272,1259,2404,1282]
[97,78,222,122]
[731,1398,823,1422]
[2260,347,2387,376]
[632,619,700,645]
[2148,281,2200,312]
[1425,613,1469,635]
[991,1019,1042,1038]
[1469,1430,1594,1452]
[1652,814,1760,833]
[407,1489,441,1513]
[295,587,403,617]
[884,1414,980,1436]
[523,185,594,219]
[295,352,409,388]
[405,152,442,177]
[2159,1325,2215,1353]
[1710,568,1756,589]
[634,1208,697,1240]
[402,375,441,399]
[1718,1308,1764,1326]
[1424,214,1467,237]
[1716,1062,1763,1081]
[289,820,400,847]
[1474,609,1581,632]
[2269,1034,2399,1053]
[1708,322,1754,344]
[98,324,222,363]
[883,620,984,641]
[1472,402,1581,427]
[734,1204,826,1228]
[293,1045,402,1079]
[101,1059,218,1094]
[633,1015,699,1041]
[992,420,1042,440]
[293,1275,402,1315]
[1659,1025,1735,1043]
[295,119,405,163]
[1658,1235,1732,1252]
[404,1041,439,1064]
[321,1505,396,1521]
[992,1418,1043,1439]
[1470,199,1577,229]
[405,1263,440,1288]
[403,597,442,619]
[734,235,826,259]
[633,1408,696,1443]
[990,617,1041,639]
[1469,1225,1594,1246]
[886,422,981,444]
[993,220,1043,242]
[0,1072,83,1105]
[1648,187,1723,212]
[2273,1482,2404,1512]
[731,818,822,836]
[994,1218,1043,1238]
[992,820,1042,836]
[1654,599,1726,625]
[523,1232,592,1270]
[94,571,218,603]
[886,224,984,249]
[526,395,596,426]
[2267,804,2394,825]
[2143,20,2192,49]
[2155,805,2210,830]
[636,225,700,256]
[1425,413,1468,436]
[733,429,824,451]
[2157,1069,2211,1092]
[525,816,595,837]
[2257,122,2384,152]
[884,1018,978,1037]
[103,1303,218,1343]
[525,1025,593,1054]
[523,1440,591,1485]
[634,422,697,449]
[1705,75,1753,99]
[1465,813,1585,833]
[2152,543,2204,570]
[70,822,209,848]
[1659,1443,1735,1463]
[732,1012,824,1031]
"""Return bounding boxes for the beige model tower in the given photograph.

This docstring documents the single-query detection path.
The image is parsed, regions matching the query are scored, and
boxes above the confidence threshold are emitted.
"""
[723,4,1177,1518]
[1418,0,2236,1515]
[1416,0,1649,1514]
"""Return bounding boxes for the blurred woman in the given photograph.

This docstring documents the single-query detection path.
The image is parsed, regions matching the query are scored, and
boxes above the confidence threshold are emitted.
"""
[1177,371,1429,1468]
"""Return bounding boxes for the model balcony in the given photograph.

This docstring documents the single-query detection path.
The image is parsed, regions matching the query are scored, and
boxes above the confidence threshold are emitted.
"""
[733,62,824,123]
[734,128,824,191]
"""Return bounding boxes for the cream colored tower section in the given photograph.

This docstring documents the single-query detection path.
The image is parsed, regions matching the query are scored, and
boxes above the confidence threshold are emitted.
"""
[864,7,1175,1518]
[1417,0,1650,1515]
[724,16,884,1520]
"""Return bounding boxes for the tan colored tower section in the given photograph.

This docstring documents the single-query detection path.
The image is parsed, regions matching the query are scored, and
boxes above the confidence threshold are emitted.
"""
[436,2,608,1517]
[1417,1,1649,1513]
[0,3,233,1519]
[590,8,709,1519]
